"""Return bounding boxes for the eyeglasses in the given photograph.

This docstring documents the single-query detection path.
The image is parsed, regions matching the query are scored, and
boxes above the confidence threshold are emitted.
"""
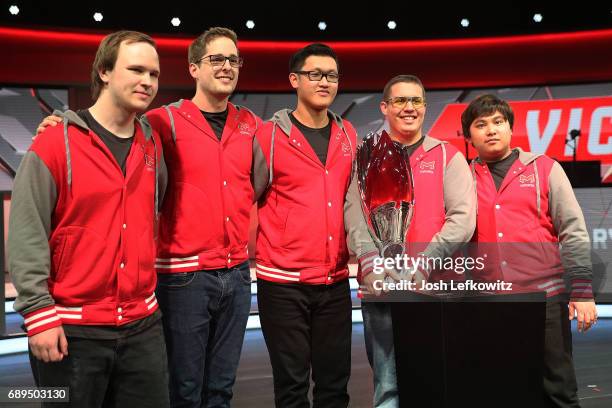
[385,96,426,109]
[198,54,243,69]
[294,70,340,83]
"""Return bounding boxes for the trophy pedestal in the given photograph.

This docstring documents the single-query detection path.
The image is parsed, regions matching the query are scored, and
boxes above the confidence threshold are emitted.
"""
[386,290,547,408]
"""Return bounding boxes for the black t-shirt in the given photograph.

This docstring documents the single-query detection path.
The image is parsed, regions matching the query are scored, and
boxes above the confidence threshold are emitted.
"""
[77,110,133,175]
[487,149,520,190]
[289,113,332,165]
[393,136,425,159]
[201,109,228,141]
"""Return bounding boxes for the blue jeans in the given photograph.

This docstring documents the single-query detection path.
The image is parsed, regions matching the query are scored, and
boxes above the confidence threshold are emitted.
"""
[156,261,252,408]
[362,302,399,408]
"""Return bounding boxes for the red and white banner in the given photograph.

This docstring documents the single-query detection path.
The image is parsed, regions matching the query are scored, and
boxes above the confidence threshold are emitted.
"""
[429,96,612,166]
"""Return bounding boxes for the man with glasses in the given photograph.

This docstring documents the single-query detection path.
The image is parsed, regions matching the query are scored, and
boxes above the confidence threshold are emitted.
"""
[37,27,260,408]
[251,43,357,407]
[146,27,260,408]
[344,75,475,407]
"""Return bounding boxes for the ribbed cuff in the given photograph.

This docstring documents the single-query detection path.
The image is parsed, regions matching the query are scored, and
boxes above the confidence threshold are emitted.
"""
[569,279,594,300]
[23,305,62,336]
[357,251,379,283]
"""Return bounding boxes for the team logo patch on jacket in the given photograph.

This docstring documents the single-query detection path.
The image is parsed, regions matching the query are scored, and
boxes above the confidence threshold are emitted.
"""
[342,142,352,156]
[419,161,435,174]
[519,174,535,187]
[140,145,155,169]
[238,122,251,135]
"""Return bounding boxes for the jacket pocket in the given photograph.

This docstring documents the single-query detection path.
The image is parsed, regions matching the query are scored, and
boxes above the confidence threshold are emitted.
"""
[50,226,109,304]
[50,232,70,282]
[280,206,321,264]
[138,225,157,294]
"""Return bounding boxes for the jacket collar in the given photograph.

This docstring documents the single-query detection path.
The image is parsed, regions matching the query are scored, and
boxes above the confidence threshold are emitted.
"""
[473,147,541,166]
[270,108,346,137]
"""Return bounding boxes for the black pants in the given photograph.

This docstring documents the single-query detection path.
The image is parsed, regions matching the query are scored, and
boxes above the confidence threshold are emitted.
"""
[257,279,352,408]
[29,320,169,408]
[544,302,580,408]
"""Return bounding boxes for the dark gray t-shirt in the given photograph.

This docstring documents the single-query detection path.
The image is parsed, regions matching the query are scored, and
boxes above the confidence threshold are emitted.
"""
[201,109,228,141]
[487,149,519,190]
[78,110,133,175]
[289,113,332,165]
[393,136,425,159]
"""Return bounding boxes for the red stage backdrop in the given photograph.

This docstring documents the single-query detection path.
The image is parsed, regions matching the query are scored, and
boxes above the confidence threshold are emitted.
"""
[429,97,612,165]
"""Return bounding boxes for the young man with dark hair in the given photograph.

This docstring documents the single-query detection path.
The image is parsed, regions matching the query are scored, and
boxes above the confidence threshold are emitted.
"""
[252,43,356,408]
[36,27,261,408]
[462,94,596,408]
[344,74,476,407]
[9,30,169,407]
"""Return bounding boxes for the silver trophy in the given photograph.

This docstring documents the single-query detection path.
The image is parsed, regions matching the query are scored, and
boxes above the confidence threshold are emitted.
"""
[357,130,414,265]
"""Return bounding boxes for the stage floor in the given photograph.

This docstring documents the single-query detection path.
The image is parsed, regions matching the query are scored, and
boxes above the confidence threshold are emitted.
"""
[0,320,611,407]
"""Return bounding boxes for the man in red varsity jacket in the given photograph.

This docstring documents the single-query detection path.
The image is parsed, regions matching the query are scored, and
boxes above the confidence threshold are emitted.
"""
[8,31,169,407]
[252,44,357,407]
[344,75,476,407]
[462,94,596,408]
[144,28,261,407]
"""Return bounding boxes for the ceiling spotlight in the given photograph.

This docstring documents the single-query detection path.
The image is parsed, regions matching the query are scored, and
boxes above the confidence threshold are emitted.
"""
[246,20,255,29]
[9,5,19,15]
[171,17,181,27]
[318,21,327,31]
[533,13,543,23]
[387,20,397,30]
[93,12,103,22]
[460,18,470,28]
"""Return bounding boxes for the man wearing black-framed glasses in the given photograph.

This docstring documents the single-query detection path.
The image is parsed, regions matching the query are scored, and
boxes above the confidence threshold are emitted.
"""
[293,70,340,83]
[198,54,244,69]
[251,43,356,408]
[147,27,260,408]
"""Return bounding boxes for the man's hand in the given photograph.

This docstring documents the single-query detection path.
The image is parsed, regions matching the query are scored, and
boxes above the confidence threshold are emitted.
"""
[569,300,597,333]
[36,115,63,136]
[363,268,401,296]
[29,326,68,362]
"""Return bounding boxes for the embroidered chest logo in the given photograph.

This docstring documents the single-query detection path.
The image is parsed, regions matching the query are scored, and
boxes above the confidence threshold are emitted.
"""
[238,122,251,135]
[140,145,155,170]
[419,161,435,174]
[519,174,535,187]
[342,142,352,156]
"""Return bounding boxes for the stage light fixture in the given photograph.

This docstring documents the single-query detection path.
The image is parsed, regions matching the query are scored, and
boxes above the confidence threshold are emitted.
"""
[460,18,470,28]
[246,20,255,29]
[318,21,327,31]
[93,12,103,22]
[387,20,397,30]
[9,5,19,15]
[171,17,181,27]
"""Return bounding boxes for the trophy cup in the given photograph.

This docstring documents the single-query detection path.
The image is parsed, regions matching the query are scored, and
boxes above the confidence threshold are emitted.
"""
[357,130,414,265]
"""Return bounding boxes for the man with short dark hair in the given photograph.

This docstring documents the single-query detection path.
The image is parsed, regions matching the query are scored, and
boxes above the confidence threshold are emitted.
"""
[344,74,475,407]
[252,43,357,408]
[9,30,169,407]
[462,94,596,408]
